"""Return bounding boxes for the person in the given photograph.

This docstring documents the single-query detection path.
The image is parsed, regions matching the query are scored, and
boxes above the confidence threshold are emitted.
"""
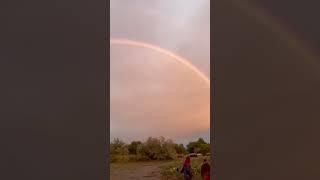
[180,156,193,180]
[200,159,210,180]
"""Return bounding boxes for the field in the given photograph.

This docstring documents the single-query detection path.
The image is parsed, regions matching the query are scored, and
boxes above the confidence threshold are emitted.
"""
[110,156,209,180]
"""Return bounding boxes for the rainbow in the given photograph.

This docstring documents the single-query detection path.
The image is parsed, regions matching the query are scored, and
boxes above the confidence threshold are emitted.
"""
[110,38,210,86]
[232,0,318,65]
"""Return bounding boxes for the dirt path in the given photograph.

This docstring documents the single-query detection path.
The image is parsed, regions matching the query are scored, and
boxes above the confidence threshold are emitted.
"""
[110,161,167,180]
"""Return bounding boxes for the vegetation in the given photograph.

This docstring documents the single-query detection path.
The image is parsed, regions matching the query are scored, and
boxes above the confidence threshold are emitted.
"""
[136,137,177,160]
[160,156,209,180]
[174,143,187,154]
[186,138,210,155]
[110,137,211,179]
[110,138,128,155]
[127,141,142,155]
[110,137,210,163]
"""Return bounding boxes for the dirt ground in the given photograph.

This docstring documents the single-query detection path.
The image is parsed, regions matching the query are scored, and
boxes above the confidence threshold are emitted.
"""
[110,161,168,180]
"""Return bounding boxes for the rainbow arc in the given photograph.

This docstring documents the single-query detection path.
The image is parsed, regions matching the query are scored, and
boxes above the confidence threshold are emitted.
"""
[110,38,210,86]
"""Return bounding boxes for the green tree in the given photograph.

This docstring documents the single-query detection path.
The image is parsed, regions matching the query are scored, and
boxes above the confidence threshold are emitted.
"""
[199,143,210,155]
[128,141,142,155]
[186,138,210,154]
[136,137,176,160]
[110,138,128,155]
[174,144,187,154]
[186,141,197,153]
[198,138,206,144]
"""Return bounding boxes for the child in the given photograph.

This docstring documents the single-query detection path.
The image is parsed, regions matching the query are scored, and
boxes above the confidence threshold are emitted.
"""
[201,159,210,180]
[180,156,193,180]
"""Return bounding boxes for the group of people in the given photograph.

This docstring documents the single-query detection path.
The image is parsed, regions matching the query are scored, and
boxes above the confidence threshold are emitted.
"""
[179,156,211,180]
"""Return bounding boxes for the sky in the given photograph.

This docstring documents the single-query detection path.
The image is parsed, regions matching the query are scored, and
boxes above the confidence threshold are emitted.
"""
[110,0,210,144]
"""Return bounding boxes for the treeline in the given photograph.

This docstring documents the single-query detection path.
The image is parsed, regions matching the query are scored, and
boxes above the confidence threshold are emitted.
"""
[110,136,210,162]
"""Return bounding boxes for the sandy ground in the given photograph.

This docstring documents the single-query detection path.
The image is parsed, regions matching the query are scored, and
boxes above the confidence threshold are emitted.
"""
[110,162,167,180]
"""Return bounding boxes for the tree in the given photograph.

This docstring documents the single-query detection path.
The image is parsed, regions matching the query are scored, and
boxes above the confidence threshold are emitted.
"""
[198,138,206,144]
[128,141,142,155]
[186,141,198,153]
[110,138,128,155]
[174,144,187,154]
[199,143,210,155]
[136,137,176,160]
[186,138,210,154]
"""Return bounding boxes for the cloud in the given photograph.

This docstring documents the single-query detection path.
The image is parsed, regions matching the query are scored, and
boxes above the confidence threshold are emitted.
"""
[110,0,210,143]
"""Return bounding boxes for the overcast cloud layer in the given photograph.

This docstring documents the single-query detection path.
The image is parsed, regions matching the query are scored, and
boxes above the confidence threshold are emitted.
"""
[110,0,210,144]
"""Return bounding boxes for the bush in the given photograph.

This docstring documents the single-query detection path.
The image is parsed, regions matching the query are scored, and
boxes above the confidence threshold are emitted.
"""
[136,137,177,160]
[174,144,187,154]
[109,137,210,163]
[186,138,210,154]
[160,157,207,179]
[110,138,129,155]
[128,141,142,155]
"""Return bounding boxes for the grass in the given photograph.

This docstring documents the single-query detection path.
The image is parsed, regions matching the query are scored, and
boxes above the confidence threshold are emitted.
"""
[110,154,151,163]
[110,155,211,179]
[160,156,209,180]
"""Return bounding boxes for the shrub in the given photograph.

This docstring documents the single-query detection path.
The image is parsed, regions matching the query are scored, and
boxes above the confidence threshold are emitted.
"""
[174,144,187,154]
[110,138,129,155]
[186,138,210,154]
[136,137,177,160]
[128,141,142,155]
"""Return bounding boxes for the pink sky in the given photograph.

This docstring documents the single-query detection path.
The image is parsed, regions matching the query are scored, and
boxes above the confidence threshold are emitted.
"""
[110,0,210,144]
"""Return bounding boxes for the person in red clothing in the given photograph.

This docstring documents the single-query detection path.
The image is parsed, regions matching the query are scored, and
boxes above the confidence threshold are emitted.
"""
[201,159,210,180]
[180,156,193,180]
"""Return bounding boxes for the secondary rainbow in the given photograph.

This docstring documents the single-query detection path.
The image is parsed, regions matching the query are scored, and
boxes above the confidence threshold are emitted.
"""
[232,0,318,66]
